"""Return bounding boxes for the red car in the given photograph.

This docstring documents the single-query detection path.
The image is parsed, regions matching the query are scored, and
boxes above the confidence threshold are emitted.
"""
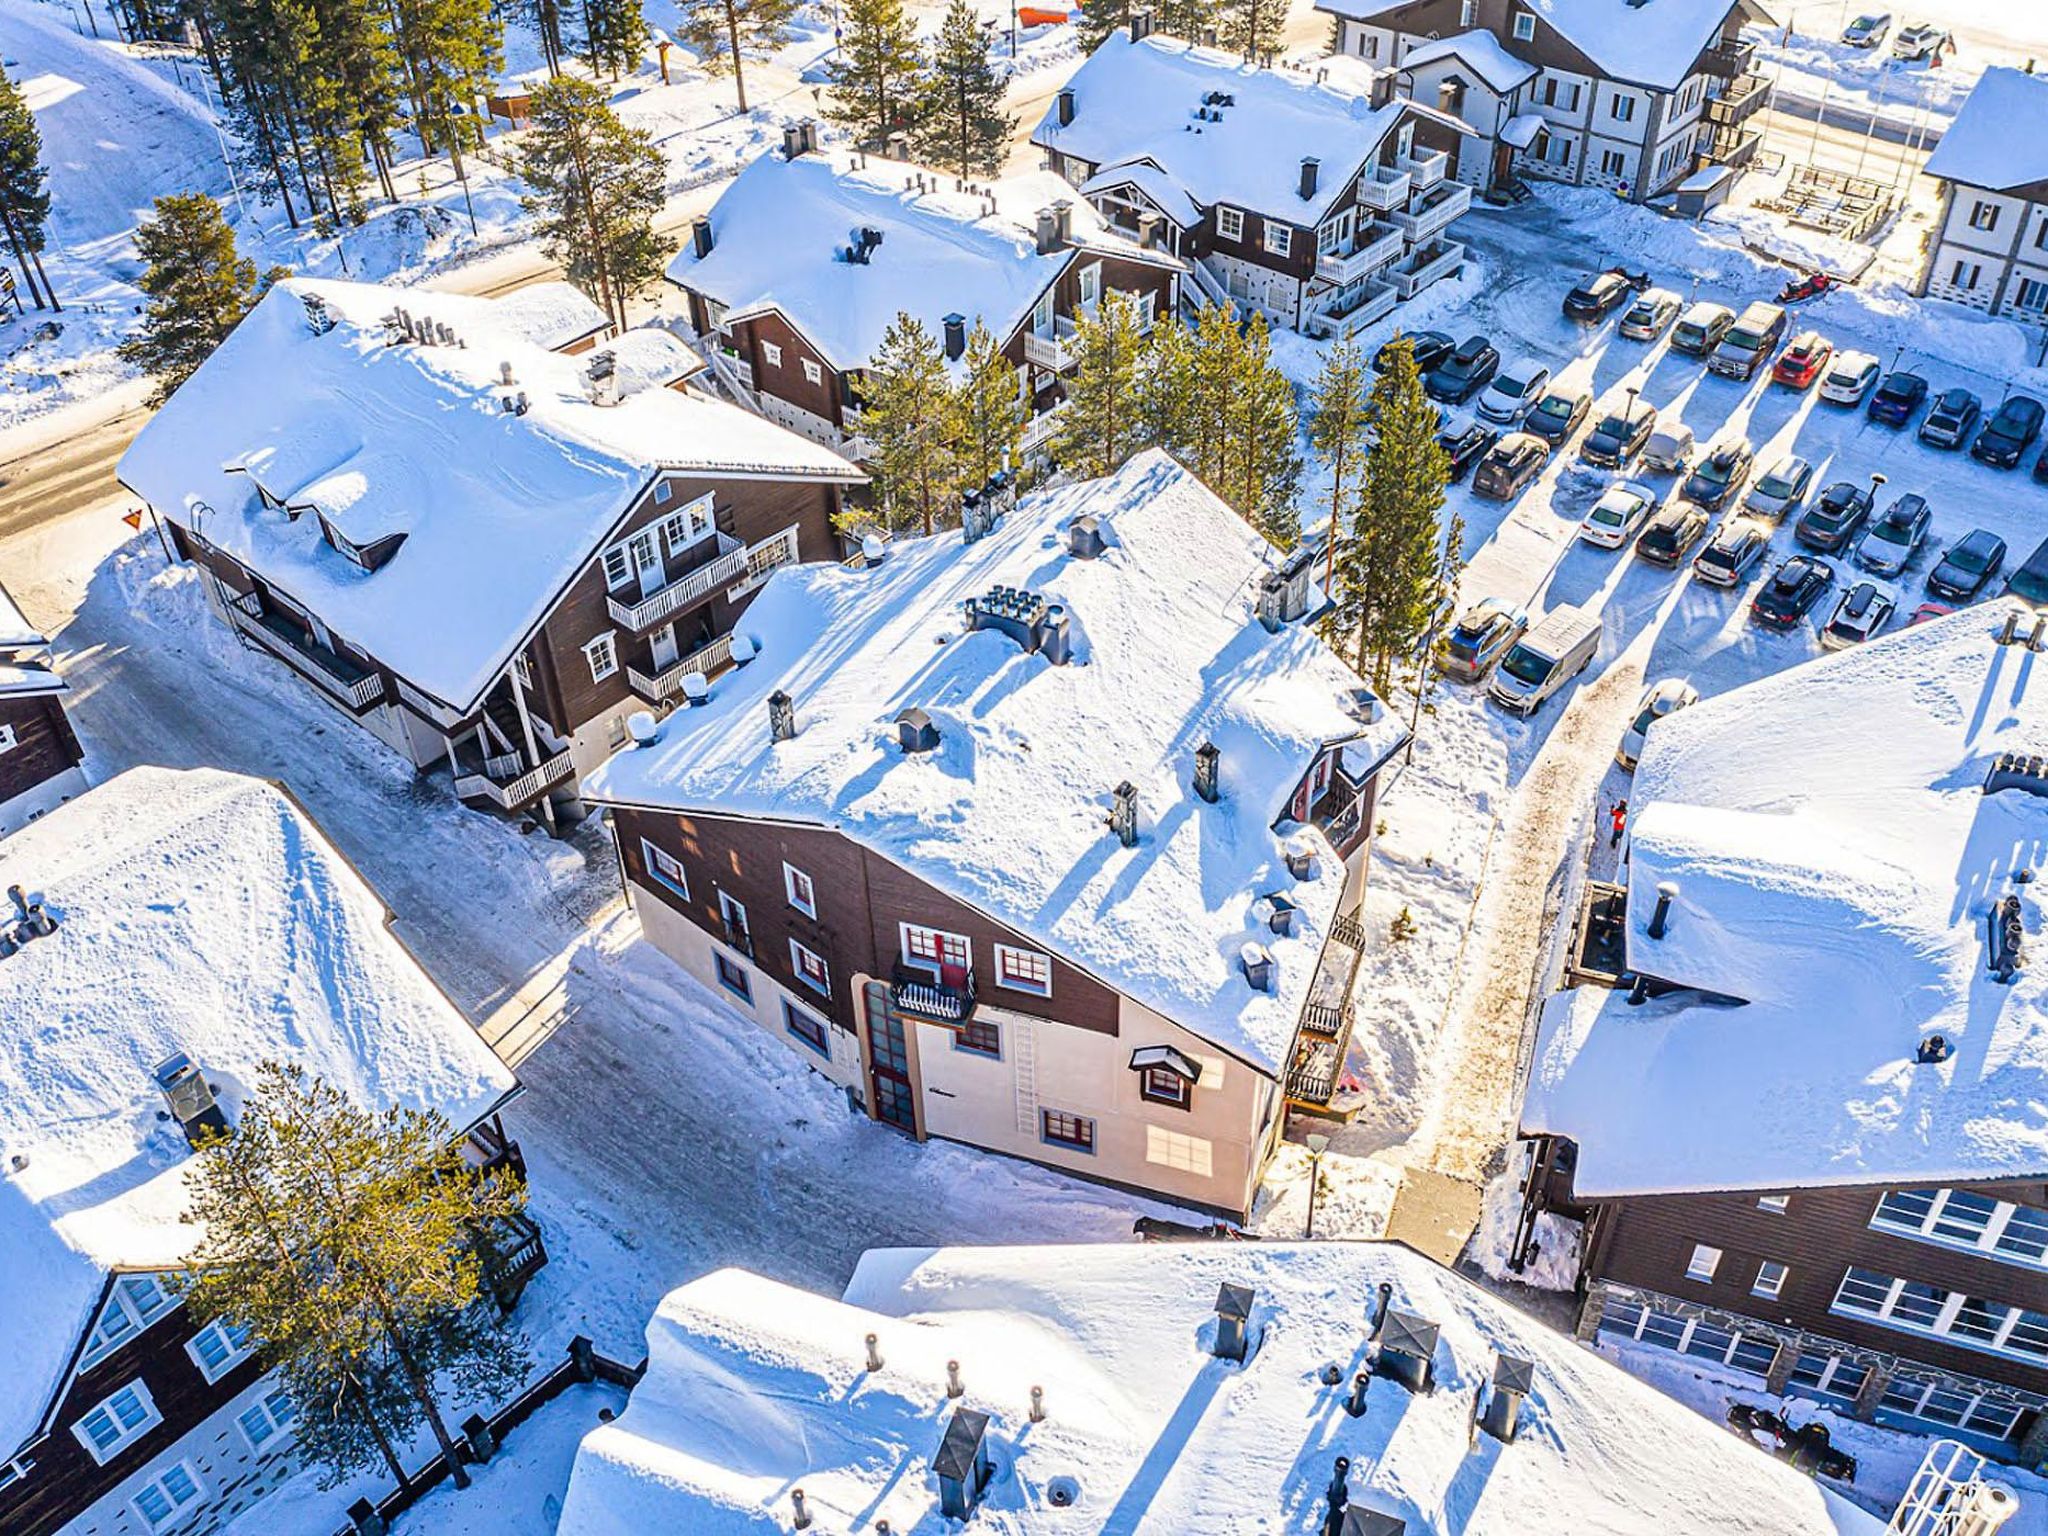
[1772,331,1834,389]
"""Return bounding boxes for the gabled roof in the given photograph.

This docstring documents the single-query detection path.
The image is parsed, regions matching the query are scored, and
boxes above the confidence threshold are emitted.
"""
[0,578,48,654]
[118,278,861,712]
[1923,67,2048,194]
[0,768,517,1455]
[1398,30,1538,95]
[554,1242,1884,1535]
[586,451,1409,1072]
[1523,605,2048,1198]
[669,148,1176,375]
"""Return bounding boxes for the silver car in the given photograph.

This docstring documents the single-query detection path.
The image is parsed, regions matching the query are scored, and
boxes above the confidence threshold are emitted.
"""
[1745,454,1816,519]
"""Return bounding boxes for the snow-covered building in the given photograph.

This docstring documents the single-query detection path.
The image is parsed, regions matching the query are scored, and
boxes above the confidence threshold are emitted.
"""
[584,451,1409,1218]
[1029,25,1476,334]
[554,1240,1885,1535]
[1519,605,2048,1462]
[0,577,87,835]
[1314,0,1774,201]
[0,767,531,1536]
[1918,68,2048,317]
[118,278,864,830]
[669,124,1184,461]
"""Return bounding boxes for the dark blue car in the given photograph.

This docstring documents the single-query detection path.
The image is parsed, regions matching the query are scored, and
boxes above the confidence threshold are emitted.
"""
[1867,370,1928,427]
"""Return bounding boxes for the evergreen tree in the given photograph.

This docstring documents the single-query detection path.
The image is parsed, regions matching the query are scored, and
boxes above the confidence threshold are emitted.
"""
[1308,333,1372,591]
[1055,289,1146,480]
[519,77,668,330]
[823,0,925,150]
[1134,314,1196,453]
[530,0,567,73]
[675,0,797,112]
[116,194,279,406]
[1073,0,1128,52]
[573,0,648,78]
[389,0,502,188]
[860,313,963,534]
[1166,300,1240,489]
[1217,311,1300,547]
[1218,0,1279,58]
[913,0,1011,178]
[955,318,1022,492]
[178,1063,530,1494]
[1155,0,1216,41]
[0,65,55,311]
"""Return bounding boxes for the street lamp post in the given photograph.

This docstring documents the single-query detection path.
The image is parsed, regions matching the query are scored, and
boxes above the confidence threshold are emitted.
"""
[1304,1133,1330,1239]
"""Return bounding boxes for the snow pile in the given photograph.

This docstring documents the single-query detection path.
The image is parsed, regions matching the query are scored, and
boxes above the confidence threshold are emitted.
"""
[0,766,516,1454]
[587,450,1409,1073]
[117,276,860,710]
[1523,603,2048,1198]
[1922,66,2048,192]
[555,1240,1884,1535]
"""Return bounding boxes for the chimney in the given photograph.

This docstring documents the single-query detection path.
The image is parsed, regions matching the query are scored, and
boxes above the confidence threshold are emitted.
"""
[1299,156,1321,200]
[1109,781,1139,846]
[768,690,797,742]
[585,352,621,406]
[1240,941,1274,992]
[1212,1283,1255,1362]
[1128,6,1153,41]
[1054,200,1074,244]
[627,710,661,747]
[1036,206,1062,255]
[1370,70,1397,109]
[1260,893,1296,936]
[1372,1310,1440,1395]
[865,1332,884,1371]
[1067,513,1106,558]
[1647,880,1678,940]
[680,671,711,707]
[1343,1372,1371,1417]
[1989,894,2024,983]
[1325,1457,1352,1532]
[932,1407,992,1520]
[783,122,807,159]
[1370,1281,1393,1334]
[1194,740,1221,802]
[1030,1385,1045,1422]
[1917,1033,1954,1064]
[942,312,967,361]
[946,1359,965,1398]
[1257,546,1317,629]
[1035,602,1073,665]
[154,1052,231,1149]
[1986,751,2048,798]
[8,884,53,937]
[514,390,530,415]
[1284,834,1317,881]
[691,217,714,259]
[499,359,516,387]
[1056,86,1075,126]
[897,706,940,753]
[1480,1355,1536,1444]
[962,487,996,544]
[791,1488,812,1529]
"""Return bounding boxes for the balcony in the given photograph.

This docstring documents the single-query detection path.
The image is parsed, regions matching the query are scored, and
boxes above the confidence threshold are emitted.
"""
[453,748,575,811]
[1021,402,1066,453]
[607,532,747,631]
[628,633,738,704]
[1400,148,1450,190]
[1023,315,1080,371]
[477,1212,548,1313]
[890,962,976,1023]
[721,916,754,959]
[1315,221,1405,286]
[224,589,386,712]
[1390,240,1466,299]
[727,525,802,601]
[1309,277,1399,337]
[1388,180,1473,244]
[1701,35,1756,78]
[1704,71,1770,129]
[1355,162,1414,212]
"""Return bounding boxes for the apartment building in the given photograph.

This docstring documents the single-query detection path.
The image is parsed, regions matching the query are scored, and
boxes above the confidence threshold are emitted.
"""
[1919,69,2048,317]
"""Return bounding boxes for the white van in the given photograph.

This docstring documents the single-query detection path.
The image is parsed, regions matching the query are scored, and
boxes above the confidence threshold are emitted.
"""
[1488,604,1602,716]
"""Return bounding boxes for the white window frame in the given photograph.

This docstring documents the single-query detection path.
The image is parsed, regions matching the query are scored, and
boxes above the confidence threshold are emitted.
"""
[1078,262,1102,308]
[1263,223,1292,258]
[185,1318,253,1384]
[640,839,687,899]
[1753,1260,1789,1298]
[1145,1125,1213,1177]
[236,1387,299,1453]
[73,1380,163,1465]
[1458,0,1474,20]
[789,937,830,997]
[1612,94,1636,123]
[131,1460,204,1531]
[802,358,823,385]
[659,495,712,555]
[1953,260,1981,290]
[1684,1243,1721,1282]
[1870,1187,2048,1273]
[601,544,634,591]
[761,341,783,367]
[584,632,618,684]
[783,862,817,918]
[900,922,971,977]
[2017,276,2048,313]
[1512,11,1535,40]
[82,1275,176,1369]
[1216,206,1244,242]
[1757,1194,1790,1214]
[0,722,17,755]
[1969,201,1999,232]
[992,942,1052,997]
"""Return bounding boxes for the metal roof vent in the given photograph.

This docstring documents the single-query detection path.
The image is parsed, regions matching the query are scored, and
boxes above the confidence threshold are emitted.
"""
[1283,834,1317,881]
[860,531,888,566]
[6,884,55,941]
[1255,892,1296,935]
[1194,740,1221,803]
[932,1406,992,1520]
[963,584,1071,664]
[1479,1355,1536,1443]
[584,351,621,406]
[1342,1510,1408,1536]
[1647,880,1679,940]
[1255,546,1316,630]
[1373,1310,1439,1395]
[768,690,797,743]
[1917,1034,1952,1065]
[1068,514,1106,559]
[1240,941,1274,992]
[154,1052,231,1149]
[627,710,661,747]
[1212,1282,1255,1362]
[1986,752,2048,799]
[1109,781,1139,846]
[897,707,940,754]
[301,292,336,334]
[680,671,711,707]
[1989,894,2023,983]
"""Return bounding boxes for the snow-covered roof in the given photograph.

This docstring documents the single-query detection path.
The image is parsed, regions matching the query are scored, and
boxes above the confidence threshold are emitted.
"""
[0,664,68,699]
[0,578,47,653]
[586,451,1407,1072]
[485,280,613,351]
[669,148,1174,374]
[1081,157,1204,228]
[1032,34,1450,225]
[1523,604,2048,1198]
[555,1241,1884,1536]
[594,326,703,393]
[1399,30,1538,94]
[1923,67,2048,193]
[0,767,516,1455]
[118,278,860,711]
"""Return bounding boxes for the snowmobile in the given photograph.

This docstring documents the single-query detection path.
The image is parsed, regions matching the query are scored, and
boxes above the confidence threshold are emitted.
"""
[1777,270,1836,305]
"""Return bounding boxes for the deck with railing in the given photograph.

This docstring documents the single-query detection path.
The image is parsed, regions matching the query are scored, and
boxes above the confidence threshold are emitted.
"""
[223,587,386,712]
[1357,163,1414,211]
[1023,316,1080,370]
[1389,181,1472,244]
[627,631,739,702]
[1391,241,1467,299]
[891,962,976,1022]
[607,532,747,630]
[453,748,575,811]
[1316,222,1405,286]
[1283,905,1371,1109]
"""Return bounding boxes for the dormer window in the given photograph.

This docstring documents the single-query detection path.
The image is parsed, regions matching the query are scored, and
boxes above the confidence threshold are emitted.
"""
[318,514,406,572]
[1512,10,1536,40]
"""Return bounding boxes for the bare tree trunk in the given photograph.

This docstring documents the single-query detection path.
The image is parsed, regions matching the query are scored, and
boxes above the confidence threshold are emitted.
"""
[0,203,47,310]
[724,0,748,112]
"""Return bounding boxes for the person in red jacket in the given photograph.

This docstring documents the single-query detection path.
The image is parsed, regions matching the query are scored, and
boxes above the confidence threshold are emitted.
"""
[1610,799,1628,849]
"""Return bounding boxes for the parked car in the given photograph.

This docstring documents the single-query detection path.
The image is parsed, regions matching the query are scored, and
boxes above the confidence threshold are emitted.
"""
[1868,370,1929,426]
[1772,331,1834,389]
[1579,480,1660,548]
[1892,21,1948,59]
[1926,528,2008,600]
[1751,555,1836,629]
[2007,536,2048,605]
[1694,517,1771,587]
[1671,301,1736,357]
[1842,11,1892,45]
[1970,395,2045,468]
[1641,423,1697,474]
[1857,493,1932,575]
[1818,350,1882,405]
[1524,387,1592,448]
[1794,480,1874,552]
[1617,677,1699,770]
[1478,359,1553,426]
[1745,454,1816,519]
[1563,268,1647,322]
[1619,287,1683,341]
[1821,581,1897,649]
[2034,443,2048,483]
[1581,400,1658,468]
[1441,597,1529,683]
[1426,335,1501,404]
[1636,499,1712,566]
[1472,432,1549,499]
[1709,301,1789,380]
[1683,437,1755,510]
[1489,604,1602,715]
[1918,388,1982,448]
[1436,415,1498,483]
[1910,601,1955,625]
[1376,330,1454,375]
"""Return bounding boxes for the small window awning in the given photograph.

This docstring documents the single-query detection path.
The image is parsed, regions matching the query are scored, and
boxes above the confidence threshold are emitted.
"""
[1129,1044,1201,1082]
[1501,113,1547,150]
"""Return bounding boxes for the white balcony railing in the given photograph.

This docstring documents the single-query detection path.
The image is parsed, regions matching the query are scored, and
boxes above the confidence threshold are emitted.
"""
[1021,403,1066,452]
[454,749,575,810]
[1310,277,1399,336]
[728,525,801,600]
[225,597,386,711]
[1400,148,1450,190]
[1388,181,1473,243]
[1356,163,1414,212]
[627,632,739,701]
[1391,241,1467,299]
[1315,222,1405,286]
[606,532,746,630]
[1022,316,1079,370]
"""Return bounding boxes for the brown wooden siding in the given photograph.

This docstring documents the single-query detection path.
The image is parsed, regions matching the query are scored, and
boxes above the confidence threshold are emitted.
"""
[1367,0,1622,80]
[730,311,845,427]
[0,691,83,806]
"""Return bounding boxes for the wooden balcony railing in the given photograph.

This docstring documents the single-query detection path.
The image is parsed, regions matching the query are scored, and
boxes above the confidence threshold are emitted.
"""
[607,533,747,630]
[453,749,575,811]
[627,631,739,703]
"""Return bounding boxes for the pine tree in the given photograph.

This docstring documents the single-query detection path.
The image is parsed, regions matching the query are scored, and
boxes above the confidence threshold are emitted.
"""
[1155,0,1216,42]
[956,319,1022,492]
[116,195,279,406]
[1218,311,1300,547]
[1308,333,1371,591]
[1055,289,1146,480]
[178,1063,530,1494]
[0,65,56,311]
[519,77,669,330]
[1073,0,1128,52]
[388,0,502,188]
[913,0,1011,178]
[1134,314,1196,453]
[573,0,648,78]
[1218,0,1279,58]
[861,312,963,534]
[823,0,925,151]
[676,0,797,113]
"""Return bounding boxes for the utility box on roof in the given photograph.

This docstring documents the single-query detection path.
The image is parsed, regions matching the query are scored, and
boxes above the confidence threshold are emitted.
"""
[932,1406,992,1519]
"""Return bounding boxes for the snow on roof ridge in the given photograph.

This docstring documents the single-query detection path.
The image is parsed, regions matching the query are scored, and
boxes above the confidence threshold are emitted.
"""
[1923,66,2048,193]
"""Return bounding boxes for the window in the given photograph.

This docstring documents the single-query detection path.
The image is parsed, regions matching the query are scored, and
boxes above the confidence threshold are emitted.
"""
[2017,277,2048,313]
[1041,1109,1096,1153]
[901,923,971,976]
[1871,1187,2048,1272]
[132,1462,203,1530]
[1600,149,1628,178]
[73,1381,162,1464]
[185,1318,252,1383]
[601,544,634,591]
[789,938,830,996]
[1684,1243,1721,1282]
[584,632,618,683]
[1263,223,1292,258]
[1512,10,1535,40]
[714,952,752,1002]
[654,478,673,505]
[1952,260,1982,290]
[1597,1301,1776,1379]
[955,1016,1002,1058]
[783,862,817,918]
[993,943,1051,997]
[783,998,829,1056]
[802,358,823,385]
[1079,262,1102,307]
[1146,1125,1213,1177]
[1881,1373,2025,1441]
[659,497,711,554]
[1788,1351,1869,1404]
[1612,95,1636,123]
[642,842,687,899]
[1216,206,1244,242]
[1969,201,2000,232]
[1458,0,1474,19]
[1753,1261,1788,1298]
[237,1388,298,1452]
[762,341,783,367]
[0,723,16,755]
[1757,1194,1790,1214]
[83,1275,176,1368]
[1140,1065,1192,1108]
